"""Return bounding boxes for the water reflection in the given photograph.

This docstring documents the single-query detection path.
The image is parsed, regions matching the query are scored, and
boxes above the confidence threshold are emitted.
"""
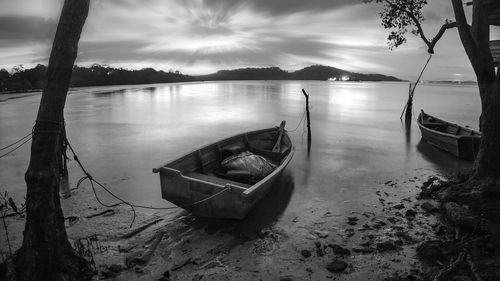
[0,81,482,208]
[302,152,312,184]
[142,87,156,93]
[403,118,412,155]
[416,139,472,174]
[92,89,126,97]
[187,171,295,239]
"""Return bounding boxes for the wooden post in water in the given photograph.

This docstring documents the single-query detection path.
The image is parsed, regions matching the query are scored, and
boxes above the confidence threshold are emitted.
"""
[302,89,312,153]
[400,54,432,121]
[405,83,413,122]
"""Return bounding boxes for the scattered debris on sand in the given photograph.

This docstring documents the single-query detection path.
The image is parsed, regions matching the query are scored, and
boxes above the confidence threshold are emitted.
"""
[2,171,499,281]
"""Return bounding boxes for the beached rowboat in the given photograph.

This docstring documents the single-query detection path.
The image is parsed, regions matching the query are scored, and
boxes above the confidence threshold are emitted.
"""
[152,122,294,219]
[417,110,481,161]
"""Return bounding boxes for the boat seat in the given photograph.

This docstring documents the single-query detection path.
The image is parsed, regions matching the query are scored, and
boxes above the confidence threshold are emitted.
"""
[444,126,459,135]
[423,122,445,126]
[184,172,251,189]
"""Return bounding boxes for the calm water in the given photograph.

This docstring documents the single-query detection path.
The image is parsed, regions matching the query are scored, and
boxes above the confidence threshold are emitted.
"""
[0,81,480,215]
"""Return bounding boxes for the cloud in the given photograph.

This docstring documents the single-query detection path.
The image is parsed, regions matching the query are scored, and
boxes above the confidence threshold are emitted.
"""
[0,16,55,68]
[76,34,337,68]
[0,16,56,43]
[0,0,62,18]
[201,0,357,16]
[77,40,149,63]
[0,0,478,80]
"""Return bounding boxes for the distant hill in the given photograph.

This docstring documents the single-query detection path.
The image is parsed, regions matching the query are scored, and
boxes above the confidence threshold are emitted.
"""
[199,66,289,81]
[200,65,401,82]
[0,64,401,93]
[425,80,477,85]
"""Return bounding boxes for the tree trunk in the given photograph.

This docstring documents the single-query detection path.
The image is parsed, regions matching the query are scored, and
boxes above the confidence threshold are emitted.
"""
[14,1,90,281]
[451,0,499,182]
[473,80,500,180]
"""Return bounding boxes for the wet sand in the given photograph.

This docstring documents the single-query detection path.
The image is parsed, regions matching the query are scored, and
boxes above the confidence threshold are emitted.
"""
[1,168,448,280]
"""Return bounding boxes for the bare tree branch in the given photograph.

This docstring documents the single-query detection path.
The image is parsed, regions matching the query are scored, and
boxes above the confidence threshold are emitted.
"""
[428,21,457,53]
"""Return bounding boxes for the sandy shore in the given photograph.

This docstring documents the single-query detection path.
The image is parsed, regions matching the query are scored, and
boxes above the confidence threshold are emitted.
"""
[1,169,448,281]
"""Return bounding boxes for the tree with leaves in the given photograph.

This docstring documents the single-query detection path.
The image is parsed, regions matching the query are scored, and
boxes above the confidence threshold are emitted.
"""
[0,69,9,91]
[1,1,92,281]
[367,0,500,185]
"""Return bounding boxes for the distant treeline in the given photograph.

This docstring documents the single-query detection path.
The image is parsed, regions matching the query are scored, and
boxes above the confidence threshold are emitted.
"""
[0,64,194,92]
[0,64,401,93]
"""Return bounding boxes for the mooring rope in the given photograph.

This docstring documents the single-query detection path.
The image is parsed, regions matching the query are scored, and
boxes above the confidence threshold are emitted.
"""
[288,109,307,133]
[1,124,236,227]
[66,138,231,227]
[0,135,32,159]
[0,132,32,152]
[0,119,66,159]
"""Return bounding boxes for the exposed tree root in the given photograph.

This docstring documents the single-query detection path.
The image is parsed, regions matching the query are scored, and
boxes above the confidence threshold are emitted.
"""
[466,253,483,281]
[2,258,18,281]
[432,252,465,281]
[418,175,500,281]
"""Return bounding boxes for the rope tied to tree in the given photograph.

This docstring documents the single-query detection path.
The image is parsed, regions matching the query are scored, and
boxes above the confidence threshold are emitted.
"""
[2,122,237,227]
[65,137,231,227]
[32,119,64,135]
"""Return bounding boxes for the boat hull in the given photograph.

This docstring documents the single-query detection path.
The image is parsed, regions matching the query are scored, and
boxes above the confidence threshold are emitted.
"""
[154,125,294,219]
[417,111,481,161]
[157,151,293,219]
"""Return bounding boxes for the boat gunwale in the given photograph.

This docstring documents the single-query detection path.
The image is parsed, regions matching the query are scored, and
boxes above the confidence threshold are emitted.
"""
[156,166,249,193]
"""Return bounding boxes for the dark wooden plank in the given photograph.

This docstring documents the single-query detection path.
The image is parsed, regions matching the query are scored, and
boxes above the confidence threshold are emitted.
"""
[485,0,500,26]
[491,40,500,65]
[467,0,500,26]
[445,126,459,135]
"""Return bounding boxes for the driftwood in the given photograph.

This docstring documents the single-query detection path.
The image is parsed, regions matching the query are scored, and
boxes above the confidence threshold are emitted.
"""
[85,209,115,219]
[136,231,164,264]
[171,257,192,271]
[126,231,165,266]
[121,218,163,239]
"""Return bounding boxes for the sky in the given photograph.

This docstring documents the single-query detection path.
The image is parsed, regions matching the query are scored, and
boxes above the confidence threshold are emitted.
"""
[0,0,498,81]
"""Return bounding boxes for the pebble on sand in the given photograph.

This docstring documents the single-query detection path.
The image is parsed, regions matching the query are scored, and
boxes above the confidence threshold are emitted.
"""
[326,260,349,273]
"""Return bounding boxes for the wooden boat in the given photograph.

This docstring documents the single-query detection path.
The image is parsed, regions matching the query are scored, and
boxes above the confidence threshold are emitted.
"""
[152,122,294,219]
[417,110,481,161]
